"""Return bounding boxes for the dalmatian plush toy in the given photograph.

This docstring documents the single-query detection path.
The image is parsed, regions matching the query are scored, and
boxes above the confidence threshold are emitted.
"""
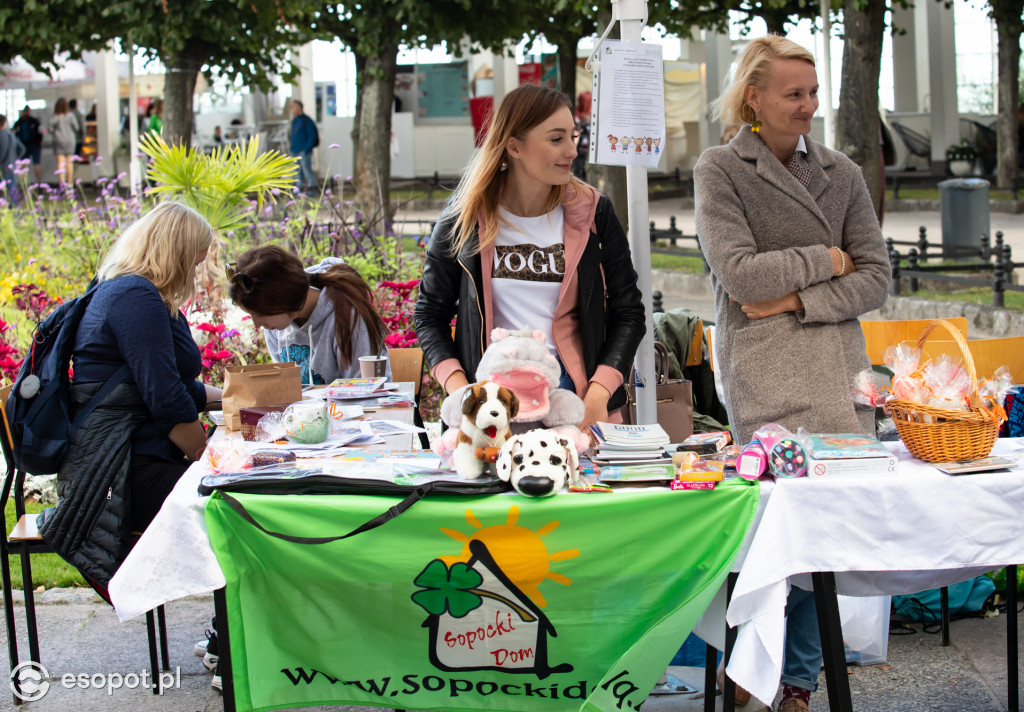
[496,428,581,497]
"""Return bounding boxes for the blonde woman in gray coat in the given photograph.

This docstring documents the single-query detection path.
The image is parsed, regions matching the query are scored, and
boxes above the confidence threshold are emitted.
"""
[694,36,889,712]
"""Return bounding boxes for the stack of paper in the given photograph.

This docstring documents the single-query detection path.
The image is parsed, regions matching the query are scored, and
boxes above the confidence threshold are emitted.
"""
[592,422,673,482]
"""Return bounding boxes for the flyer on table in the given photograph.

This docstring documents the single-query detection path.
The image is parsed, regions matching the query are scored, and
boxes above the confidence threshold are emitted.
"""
[590,40,666,169]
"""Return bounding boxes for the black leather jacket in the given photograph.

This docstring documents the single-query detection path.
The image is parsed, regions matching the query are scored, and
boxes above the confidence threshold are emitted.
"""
[414,193,645,411]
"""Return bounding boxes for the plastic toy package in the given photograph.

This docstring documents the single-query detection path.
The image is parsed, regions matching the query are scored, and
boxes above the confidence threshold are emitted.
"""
[884,343,928,404]
[922,354,970,411]
[255,401,330,444]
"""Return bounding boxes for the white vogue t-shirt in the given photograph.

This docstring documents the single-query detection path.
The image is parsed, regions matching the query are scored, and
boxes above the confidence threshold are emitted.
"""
[491,206,565,352]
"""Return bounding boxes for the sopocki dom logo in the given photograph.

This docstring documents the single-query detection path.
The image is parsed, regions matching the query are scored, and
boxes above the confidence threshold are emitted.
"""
[11,661,50,702]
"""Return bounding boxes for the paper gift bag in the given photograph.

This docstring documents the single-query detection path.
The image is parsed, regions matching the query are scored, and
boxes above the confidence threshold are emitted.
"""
[222,363,302,431]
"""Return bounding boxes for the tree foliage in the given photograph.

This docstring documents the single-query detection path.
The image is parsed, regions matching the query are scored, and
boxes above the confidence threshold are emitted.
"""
[1,0,325,147]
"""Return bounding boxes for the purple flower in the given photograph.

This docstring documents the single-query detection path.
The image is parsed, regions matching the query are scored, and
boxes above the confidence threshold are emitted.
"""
[329,143,340,149]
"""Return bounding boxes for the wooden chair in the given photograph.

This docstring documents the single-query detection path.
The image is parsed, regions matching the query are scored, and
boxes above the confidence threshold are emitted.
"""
[860,317,969,366]
[387,347,431,449]
[685,319,703,367]
[919,335,1024,384]
[0,384,170,702]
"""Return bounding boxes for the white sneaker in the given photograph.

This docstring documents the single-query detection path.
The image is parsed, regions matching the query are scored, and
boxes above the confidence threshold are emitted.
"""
[203,652,219,671]
[193,638,209,657]
[211,671,222,692]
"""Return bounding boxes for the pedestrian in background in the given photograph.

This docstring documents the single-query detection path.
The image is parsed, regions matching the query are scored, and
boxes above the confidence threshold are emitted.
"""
[289,100,319,196]
[69,98,86,158]
[50,97,81,185]
[0,114,26,204]
[13,106,42,185]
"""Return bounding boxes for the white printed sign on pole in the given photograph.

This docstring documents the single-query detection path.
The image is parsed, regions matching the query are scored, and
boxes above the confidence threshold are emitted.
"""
[590,40,665,168]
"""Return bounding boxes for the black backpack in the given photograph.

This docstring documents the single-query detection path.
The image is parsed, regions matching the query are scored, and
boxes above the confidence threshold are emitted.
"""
[5,282,128,476]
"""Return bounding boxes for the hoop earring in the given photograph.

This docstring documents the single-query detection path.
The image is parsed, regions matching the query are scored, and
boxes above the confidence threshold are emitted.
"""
[751,119,762,134]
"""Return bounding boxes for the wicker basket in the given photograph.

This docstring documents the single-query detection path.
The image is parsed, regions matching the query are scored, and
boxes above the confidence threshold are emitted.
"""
[887,319,1001,463]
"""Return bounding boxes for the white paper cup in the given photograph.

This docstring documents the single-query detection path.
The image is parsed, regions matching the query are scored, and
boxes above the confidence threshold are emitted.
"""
[359,355,387,378]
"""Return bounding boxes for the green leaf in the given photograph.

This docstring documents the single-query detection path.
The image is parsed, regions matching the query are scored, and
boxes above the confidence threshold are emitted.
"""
[411,559,484,618]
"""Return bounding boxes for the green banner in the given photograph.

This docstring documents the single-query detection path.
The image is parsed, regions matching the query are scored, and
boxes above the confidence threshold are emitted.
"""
[205,479,759,712]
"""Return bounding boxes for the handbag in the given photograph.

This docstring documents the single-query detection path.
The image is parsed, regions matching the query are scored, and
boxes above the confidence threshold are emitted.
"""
[623,341,694,442]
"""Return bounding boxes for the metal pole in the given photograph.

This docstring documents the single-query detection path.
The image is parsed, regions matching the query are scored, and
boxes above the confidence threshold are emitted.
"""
[821,0,835,149]
[126,35,141,196]
[618,0,657,425]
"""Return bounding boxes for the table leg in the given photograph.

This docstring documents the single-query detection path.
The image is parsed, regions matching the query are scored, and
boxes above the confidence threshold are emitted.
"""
[1008,564,1019,712]
[723,572,738,712]
[704,643,717,712]
[940,586,950,646]
[811,572,853,712]
[214,587,236,712]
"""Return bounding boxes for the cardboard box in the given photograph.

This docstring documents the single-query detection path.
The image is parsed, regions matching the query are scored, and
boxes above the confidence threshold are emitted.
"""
[806,455,898,479]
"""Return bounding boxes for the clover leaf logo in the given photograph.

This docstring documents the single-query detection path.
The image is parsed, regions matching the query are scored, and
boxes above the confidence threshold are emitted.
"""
[412,559,484,618]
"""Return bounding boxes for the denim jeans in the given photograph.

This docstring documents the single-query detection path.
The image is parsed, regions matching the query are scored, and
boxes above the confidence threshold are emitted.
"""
[781,585,822,691]
[555,355,576,393]
[293,150,315,193]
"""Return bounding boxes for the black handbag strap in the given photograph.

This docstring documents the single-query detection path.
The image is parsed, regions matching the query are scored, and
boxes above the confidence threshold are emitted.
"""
[218,484,433,544]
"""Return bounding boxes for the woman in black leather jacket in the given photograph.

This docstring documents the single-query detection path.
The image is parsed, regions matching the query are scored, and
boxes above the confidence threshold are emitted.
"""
[414,84,645,429]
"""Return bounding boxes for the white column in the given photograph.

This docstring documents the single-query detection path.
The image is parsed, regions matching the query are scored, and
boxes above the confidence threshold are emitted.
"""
[619,0,656,424]
[820,0,835,149]
[292,43,317,172]
[491,40,519,101]
[917,0,959,167]
[127,38,140,195]
[890,3,919,112]
[702,31,732,151]
[94,48,119,178]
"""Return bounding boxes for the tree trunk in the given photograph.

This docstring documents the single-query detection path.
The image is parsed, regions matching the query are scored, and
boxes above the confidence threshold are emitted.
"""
[354,43,398,236]
[559,42,579,104]
[585,9,628,226]
[161,42,204,148]
[837,0,886,218]
[992,1,1023,189]
[351,50,367,187]
[761,10,790,36]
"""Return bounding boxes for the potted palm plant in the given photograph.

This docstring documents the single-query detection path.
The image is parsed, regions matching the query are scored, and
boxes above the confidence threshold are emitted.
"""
[946,139,977,177]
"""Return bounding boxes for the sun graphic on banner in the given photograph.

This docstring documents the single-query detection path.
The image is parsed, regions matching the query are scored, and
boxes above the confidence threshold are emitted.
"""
[439,505,580,607]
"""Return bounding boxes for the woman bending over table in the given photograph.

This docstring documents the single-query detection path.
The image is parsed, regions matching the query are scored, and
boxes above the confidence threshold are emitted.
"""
[414,83,645,430]
[227,245,389,385]
[40,202,221,591]
[694,36,890,712]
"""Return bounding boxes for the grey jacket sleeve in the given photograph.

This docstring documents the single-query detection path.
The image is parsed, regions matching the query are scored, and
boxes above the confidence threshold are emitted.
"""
[695,159,834,304]
[796,170,891,324]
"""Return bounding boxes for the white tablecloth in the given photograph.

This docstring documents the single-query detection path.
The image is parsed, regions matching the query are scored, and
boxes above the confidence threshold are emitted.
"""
[725,438,1024,706]
[109,464,222,621]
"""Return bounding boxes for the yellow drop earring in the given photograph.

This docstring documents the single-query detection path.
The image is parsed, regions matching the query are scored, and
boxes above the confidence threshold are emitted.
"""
[751,118,762,134]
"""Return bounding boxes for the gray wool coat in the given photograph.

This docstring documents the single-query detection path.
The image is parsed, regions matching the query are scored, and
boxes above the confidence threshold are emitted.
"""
[694,127,890,444]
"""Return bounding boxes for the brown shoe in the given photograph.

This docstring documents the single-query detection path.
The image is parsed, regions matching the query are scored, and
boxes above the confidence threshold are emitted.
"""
[716,667,752,706]
[778,697,809,712]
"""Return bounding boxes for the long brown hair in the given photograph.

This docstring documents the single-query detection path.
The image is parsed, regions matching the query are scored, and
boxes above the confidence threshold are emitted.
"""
[448,83,588,255]
[229,246,386,368]
[54,98,69,116]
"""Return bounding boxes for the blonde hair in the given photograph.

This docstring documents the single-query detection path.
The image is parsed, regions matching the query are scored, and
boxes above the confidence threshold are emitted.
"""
[710,36,815,126]
[98,202,214,316]
[447,84,588,254]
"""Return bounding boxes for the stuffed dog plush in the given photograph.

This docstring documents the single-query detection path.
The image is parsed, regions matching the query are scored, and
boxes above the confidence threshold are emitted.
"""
[497,428,581,497]
[452,381,519,479]
[437,329,590,459]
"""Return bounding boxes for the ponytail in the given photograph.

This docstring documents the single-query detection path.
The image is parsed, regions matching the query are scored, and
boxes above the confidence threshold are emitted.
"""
[310,264,387,368]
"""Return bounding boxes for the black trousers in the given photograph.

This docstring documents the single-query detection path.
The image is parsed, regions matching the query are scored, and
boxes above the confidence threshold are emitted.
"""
[129,455,190,532]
